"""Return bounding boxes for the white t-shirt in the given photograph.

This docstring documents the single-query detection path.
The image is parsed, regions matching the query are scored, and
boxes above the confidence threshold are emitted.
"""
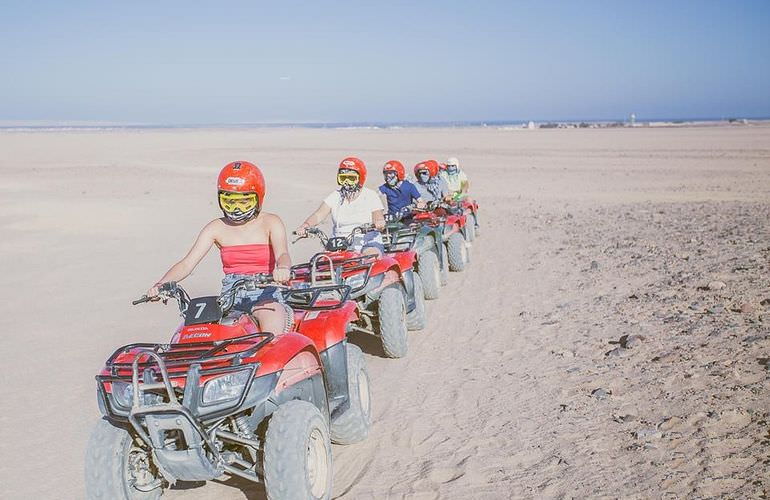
[323,187,384,237]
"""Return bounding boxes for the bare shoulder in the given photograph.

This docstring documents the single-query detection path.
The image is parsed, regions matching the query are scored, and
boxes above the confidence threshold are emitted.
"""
[260,212,286,228]
[202,218,226,237]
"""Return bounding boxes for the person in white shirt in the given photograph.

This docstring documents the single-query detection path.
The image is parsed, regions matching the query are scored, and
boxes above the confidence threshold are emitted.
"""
[296,157,386,255]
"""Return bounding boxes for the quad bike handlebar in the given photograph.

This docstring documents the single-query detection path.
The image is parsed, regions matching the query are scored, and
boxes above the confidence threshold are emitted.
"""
[292,224,377,252]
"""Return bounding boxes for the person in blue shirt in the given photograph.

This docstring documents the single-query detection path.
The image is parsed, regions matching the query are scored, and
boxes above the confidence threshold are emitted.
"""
[378,160,425,219]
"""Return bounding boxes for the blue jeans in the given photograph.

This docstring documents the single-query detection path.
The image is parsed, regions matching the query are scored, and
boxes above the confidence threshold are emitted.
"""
[220,273,293,332]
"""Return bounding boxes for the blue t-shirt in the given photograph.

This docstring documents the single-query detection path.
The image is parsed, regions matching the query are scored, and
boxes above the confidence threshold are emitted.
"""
[379,180,422,215]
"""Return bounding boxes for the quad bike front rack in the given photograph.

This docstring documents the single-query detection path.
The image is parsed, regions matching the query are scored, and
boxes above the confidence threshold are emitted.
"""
[124,349,266,483]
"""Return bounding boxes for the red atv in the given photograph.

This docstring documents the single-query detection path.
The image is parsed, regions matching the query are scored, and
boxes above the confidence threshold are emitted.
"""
[412,201,472,273]
[85,277,370,500]
[458,197,480,241]
[291,225,426,358]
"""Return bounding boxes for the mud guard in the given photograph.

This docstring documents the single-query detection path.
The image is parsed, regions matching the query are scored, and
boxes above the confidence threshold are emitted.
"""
[319,340,351,419]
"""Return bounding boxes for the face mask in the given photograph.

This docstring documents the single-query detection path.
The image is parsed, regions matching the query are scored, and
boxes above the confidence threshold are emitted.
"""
[417,171,430,183]
[384,171,398,186]
[446,165,459,175]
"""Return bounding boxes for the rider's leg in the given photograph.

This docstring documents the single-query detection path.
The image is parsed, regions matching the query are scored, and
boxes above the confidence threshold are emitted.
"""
[252,300,288,334]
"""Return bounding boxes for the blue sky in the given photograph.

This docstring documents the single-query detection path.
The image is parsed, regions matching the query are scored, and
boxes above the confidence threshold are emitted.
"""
[1,0,769,123]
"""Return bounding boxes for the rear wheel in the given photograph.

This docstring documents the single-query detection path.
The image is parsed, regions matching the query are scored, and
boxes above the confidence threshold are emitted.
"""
[330,344,371,444]
[377,285,408,358]
[406,274,427,331]
[447,233,468,272]
[84,419,163,500]
[263,400,332,500]
[417,249,441,300]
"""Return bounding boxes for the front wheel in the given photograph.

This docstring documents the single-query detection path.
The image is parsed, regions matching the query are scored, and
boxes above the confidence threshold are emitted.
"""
[377,285,408,358]
[84,419,164,500]
[330,344,372,444]
[447,233,468,272]
[263,400,333,500]
[464,218,476,242]
[406,274,427,331]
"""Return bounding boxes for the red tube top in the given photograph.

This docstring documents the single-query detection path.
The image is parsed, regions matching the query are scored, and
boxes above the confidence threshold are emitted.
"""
[220,244,275,275]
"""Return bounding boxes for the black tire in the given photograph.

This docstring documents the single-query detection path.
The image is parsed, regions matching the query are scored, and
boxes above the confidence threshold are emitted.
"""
[440,246,449,285]
[469,212,480,236]
[377,285,408,358]
[447,233,468,272]
[465,218,476,242]
[330,344,371,445]
[84,419,163,500]
[406,274,427,331]
[263,400,333,500]
[417,249,441,300]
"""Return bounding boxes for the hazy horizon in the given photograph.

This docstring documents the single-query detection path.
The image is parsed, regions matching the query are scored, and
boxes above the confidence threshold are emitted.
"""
[2,1,769,123]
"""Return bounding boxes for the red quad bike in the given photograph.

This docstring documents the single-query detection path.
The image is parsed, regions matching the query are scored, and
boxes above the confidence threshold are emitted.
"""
[412,201,472,274]
[382,208,447,300]
[85,277,371,500]
[291,225,426,359]
[458,197,480,242]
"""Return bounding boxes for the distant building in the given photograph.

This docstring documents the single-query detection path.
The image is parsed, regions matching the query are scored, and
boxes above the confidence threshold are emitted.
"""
[527,121,535,129]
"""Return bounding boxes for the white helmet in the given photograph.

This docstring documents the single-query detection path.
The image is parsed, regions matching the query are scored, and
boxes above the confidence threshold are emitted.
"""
[445,157,460,174]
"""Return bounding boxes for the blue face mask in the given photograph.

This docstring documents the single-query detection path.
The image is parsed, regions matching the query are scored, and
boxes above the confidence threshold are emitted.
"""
[446,165,459,175]
[384,172,398,186]
[417,171,430,183]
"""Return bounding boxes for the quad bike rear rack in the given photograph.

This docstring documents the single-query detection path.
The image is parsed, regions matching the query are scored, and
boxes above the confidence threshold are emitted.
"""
[292,253,377,295]
[282,283,352,311]
[383,226,419,253]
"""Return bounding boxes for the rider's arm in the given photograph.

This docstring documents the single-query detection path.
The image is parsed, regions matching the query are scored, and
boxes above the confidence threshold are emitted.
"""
[460,171,470,193]
[268,215,292,283]
[149,221,217,294]
[408,182,426,207]
[298,201,332,232]
[372,209,385,230]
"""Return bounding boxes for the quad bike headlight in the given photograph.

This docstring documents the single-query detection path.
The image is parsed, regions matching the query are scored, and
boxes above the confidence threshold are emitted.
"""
[111,381,134,408]
[202,369,251,405]
[344,273,367,291]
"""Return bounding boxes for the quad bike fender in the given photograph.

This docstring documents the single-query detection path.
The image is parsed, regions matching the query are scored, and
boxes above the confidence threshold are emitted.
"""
[391,249,417,271]
[255,350,330,425]
[293,301,359,351]
[400,269,418,314]
[254,333,321,377]
[370,254,402,276]
[319,340,352,419]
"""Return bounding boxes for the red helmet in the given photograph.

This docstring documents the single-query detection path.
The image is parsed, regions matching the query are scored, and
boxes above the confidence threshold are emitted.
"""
[383,160,405,181]
[217,161,265,222]
[217,161,266,198]
[338,157,367,187]
[414,159,440,178]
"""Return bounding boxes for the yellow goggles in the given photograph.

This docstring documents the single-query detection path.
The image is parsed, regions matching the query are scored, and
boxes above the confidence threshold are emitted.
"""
[218,192,258,213]
[337,172,359,186]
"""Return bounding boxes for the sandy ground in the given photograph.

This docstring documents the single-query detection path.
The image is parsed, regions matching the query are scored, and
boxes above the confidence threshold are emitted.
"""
[0,125,768,499]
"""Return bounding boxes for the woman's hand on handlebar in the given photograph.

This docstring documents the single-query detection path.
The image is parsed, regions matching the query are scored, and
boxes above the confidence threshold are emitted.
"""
[273,267,291,284]
[145,283,162,300]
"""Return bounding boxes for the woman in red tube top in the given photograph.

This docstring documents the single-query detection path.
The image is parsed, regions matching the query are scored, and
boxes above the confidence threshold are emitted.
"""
[146,161,292,334]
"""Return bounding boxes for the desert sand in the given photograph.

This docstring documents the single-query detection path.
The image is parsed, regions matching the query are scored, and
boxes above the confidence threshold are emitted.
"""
[0,125,768,499]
